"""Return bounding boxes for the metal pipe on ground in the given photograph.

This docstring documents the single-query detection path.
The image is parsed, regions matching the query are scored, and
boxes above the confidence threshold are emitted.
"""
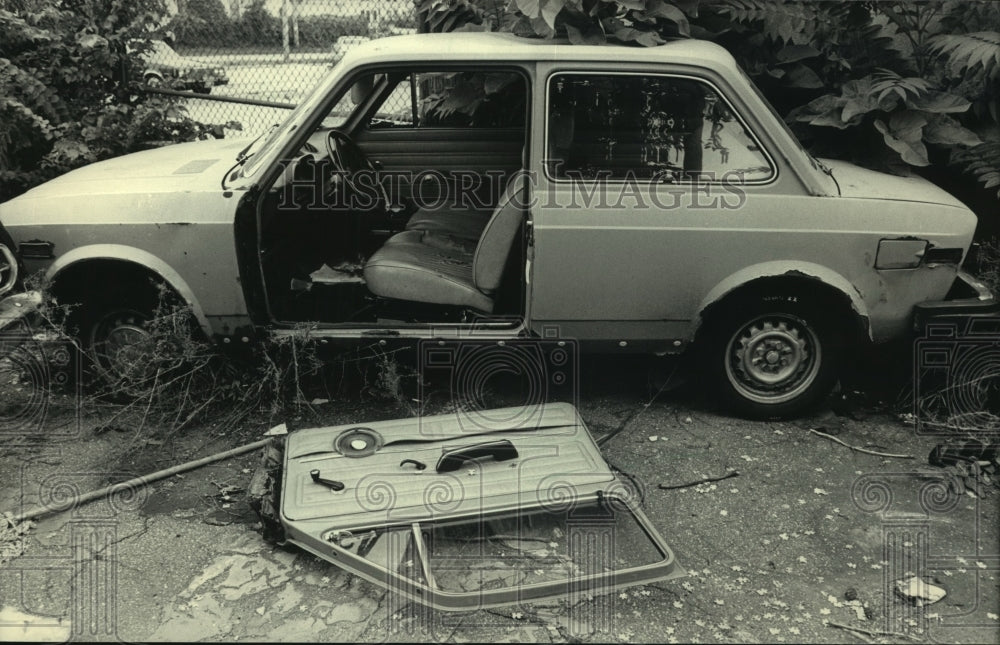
[5,438,274,524]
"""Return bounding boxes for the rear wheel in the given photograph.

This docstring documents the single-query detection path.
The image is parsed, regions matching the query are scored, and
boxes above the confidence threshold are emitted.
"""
[701,293,842,419]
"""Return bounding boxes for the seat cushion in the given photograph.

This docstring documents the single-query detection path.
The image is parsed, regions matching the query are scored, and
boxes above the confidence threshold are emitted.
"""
[404,207,492,241]
[363,230,494,312]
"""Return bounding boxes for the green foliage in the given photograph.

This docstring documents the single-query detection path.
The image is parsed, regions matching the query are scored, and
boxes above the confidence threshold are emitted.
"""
[928,31,1000,81]
[0,0,232,202]
[415,0,696,44]
[699,0,998,196]
[415,0,488,33]
[410,0,998,200]
[171,1,378,48]
[169,0,229,45]
[954,140,1000,198]
[706,0,851,46]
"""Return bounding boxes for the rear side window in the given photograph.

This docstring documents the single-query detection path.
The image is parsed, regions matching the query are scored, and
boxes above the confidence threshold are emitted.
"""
[371,71,526,129]
[546,73,774,183]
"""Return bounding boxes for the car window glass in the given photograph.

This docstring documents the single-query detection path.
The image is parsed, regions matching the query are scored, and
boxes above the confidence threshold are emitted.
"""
[321,76,378,129]
[370,76,415,127]
[366,71,526,129]
[547,73,773,183]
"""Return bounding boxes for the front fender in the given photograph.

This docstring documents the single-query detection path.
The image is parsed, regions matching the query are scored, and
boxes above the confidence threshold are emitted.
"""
[46,244,212,337]
[693,260,872,340]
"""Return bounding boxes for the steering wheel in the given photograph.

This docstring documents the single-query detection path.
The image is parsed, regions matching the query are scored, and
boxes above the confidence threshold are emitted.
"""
[325,129,389,212]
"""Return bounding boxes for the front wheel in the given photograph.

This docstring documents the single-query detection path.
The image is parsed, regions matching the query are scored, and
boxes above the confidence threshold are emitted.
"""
[86,306,156,393]
[701,294,842,419]
[71,283,188,397]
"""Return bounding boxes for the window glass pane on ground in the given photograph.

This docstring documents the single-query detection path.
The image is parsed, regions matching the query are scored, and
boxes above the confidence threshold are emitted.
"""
[547,73,773,182]
[325,501,666,594]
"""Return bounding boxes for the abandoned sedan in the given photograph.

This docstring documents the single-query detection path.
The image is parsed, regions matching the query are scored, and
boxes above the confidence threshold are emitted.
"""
[0,32,993,417]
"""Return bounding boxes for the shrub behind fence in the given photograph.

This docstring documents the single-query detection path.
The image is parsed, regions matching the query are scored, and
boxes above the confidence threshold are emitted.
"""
[155,0,416,134]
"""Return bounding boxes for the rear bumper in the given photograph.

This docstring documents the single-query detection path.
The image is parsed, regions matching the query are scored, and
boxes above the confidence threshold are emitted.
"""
[913,271,998,332]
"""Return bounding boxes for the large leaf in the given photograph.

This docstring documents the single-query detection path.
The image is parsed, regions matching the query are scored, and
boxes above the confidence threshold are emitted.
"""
[923,114,983,147]
[906,91,971,114]
[541,0,565,29]
[564,13,605,45]
[526,15,557,38]
[784,63,824,89]
[874,111,929,166]
[776,44,821,64]
[615,26,664,46]
[928,31,1000,81]
[838,77,881,122]
[515,0,541,16]
[795,94,852,129]
[641,1,690,37]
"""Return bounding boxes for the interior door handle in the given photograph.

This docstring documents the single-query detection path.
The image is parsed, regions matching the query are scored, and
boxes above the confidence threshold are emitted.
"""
[436,440,518,473]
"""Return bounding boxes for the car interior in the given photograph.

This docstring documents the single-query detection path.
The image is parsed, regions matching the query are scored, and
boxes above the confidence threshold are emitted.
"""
[258,67,529,327]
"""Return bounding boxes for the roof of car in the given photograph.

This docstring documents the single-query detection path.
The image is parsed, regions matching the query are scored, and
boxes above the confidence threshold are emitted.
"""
[345,31,737,69]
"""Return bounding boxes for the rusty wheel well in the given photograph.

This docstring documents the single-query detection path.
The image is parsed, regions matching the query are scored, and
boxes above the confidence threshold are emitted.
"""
[697,275,870,348]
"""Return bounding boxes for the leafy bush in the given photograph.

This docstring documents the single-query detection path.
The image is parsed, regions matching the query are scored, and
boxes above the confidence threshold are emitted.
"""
[169,0,230,46]
[414,0,1000,200]
[293,15,372,47]
[0,0,231,202]
[170,1,378,49]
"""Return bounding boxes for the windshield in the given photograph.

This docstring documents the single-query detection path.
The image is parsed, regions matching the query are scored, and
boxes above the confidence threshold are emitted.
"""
[240,59,350,178]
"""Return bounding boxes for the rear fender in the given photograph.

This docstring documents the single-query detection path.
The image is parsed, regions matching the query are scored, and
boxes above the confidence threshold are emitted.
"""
[694,260,871,340]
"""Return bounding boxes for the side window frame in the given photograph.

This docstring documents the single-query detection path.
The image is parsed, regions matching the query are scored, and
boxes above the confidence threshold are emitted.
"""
[543,70,778,186]
[360,67,530,132]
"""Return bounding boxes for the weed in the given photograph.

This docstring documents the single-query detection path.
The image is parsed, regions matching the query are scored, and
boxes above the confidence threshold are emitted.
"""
[971,237,1000,296]
[1,281,429,459]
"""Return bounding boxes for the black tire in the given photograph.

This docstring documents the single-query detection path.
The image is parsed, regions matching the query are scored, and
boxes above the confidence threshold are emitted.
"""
[700,292,843,419]
[70,281,189,397]
[143,73,162,87]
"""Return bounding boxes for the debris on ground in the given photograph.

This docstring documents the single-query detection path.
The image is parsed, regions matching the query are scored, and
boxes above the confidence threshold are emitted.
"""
[894,576,946,607]
[929,441,998,467]
[927,441,999,497]
[0,515,33,565]
[658,470,740,490]
[265,423,288,436]
[808,428,914,459]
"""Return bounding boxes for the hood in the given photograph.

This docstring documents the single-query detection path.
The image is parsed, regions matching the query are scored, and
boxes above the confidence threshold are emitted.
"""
[9,138,249,202]
[818,158,968,210]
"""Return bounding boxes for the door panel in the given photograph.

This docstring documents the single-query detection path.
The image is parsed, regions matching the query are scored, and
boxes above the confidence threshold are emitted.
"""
[356,128,523,206]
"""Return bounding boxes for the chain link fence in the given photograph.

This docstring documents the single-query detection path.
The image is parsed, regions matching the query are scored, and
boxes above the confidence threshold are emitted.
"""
[151,0,417,135]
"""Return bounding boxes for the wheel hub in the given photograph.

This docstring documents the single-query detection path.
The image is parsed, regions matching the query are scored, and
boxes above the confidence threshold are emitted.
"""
[724,315,822,405]
[91,311,155,390]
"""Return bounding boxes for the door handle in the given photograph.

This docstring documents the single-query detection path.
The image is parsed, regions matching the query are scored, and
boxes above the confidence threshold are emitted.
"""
[436,440,518,473]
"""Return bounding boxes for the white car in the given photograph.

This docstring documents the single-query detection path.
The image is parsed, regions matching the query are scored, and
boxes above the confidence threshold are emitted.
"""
[0,33,994,417]
[332,35,371,60]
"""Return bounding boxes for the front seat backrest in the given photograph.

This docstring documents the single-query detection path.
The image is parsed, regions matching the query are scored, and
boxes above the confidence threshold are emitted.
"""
[473,175,527,294]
